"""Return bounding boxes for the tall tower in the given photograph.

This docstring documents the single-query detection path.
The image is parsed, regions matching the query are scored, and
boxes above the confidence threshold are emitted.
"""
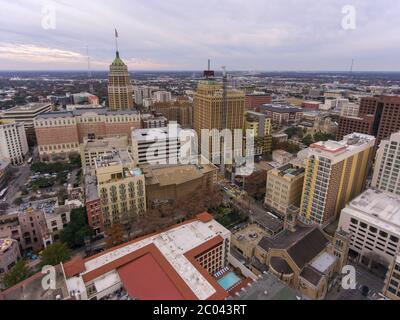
[299,133,376,227]
[108,30,134,110]
[193,61,245,161]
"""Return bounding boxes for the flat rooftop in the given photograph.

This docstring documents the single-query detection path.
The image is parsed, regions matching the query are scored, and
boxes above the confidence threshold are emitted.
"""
[37,108,138,119]
[83,136,129,150]
[132,126,181,143]
[262,104,303,113]
[3,103,51,113]
[85,175,99,202]
[95,150,134,168]
[0,238,15,254]
[231,272,298,300]
[233,224,268,246]
[65,215,230,300]
[343,188,400,235]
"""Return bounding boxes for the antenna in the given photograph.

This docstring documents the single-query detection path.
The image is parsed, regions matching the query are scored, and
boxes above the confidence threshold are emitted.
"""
[350,59,354,75]
[114,28,119,56]
[86,46,94,94]
[203,58,215,78]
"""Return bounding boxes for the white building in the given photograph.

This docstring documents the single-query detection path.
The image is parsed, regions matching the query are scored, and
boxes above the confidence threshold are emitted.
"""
[153,91,172,103]
[0,122,29,165]
[132,126,181,165]
[133,86,152,106]
[372,131,400,196]
[62,213,231,300]
[338,188,400,267]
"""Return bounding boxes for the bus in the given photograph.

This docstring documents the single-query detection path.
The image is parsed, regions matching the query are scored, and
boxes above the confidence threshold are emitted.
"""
[0,188,8,199]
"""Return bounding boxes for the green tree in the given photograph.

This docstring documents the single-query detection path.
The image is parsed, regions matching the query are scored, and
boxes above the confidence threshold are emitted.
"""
[60,207,93,249]
[40,243,71,267]
[302,134,314,146]
[3,260,32,289]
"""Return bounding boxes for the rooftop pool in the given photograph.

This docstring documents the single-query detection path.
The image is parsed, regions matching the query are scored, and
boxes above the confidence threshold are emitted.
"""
[217,272,241,291]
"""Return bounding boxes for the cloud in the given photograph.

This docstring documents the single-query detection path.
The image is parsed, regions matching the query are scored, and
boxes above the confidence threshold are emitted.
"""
[0,0,399,71]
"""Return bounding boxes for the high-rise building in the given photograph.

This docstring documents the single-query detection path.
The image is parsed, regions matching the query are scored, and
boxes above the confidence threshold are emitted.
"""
[153,91,172,103]
[338,188,400,267]
[384,254,400,300]
[372,131,400,196]
[194,74,245,160]
[244,111,272,156]
[337,96,400,147]
[108,51,134,110]
[299,133,376,227]
[133,86,152,106]
[0,122,28,165]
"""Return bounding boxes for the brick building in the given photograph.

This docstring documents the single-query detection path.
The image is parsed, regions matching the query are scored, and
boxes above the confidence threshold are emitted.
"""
[245,94,272,111]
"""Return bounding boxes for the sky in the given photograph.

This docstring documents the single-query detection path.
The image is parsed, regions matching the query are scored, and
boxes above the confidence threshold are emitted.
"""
[0,0,399,71]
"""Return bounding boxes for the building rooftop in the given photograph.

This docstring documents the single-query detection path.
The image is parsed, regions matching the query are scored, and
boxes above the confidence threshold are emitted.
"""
[343,188,400,235]
[65,214,230,300]
[36,108,138,119]
[95,150,134,169]
[0,238,15,254]
[231,272,298,300]
[262,104,303,113]
[310,252,337,274]
[83,136,129,150]
[3,103,52,114]
[272,163,305,178]
[132,126,181,143]
[85,174,99,202]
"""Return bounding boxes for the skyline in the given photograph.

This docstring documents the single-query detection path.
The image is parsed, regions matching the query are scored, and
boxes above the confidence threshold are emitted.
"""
[0,0,400,71]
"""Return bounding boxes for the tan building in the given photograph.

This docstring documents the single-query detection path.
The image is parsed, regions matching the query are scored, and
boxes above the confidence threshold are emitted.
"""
[244,111,272,156]
[44,204,74,241]
[151,100,193,128]
[95,151,146,229]
[0,122,29,165]
[108,51,134,110]
[18,208,51,252]
[194,79,245,160]
[272,149,294,165]
[0,214,22,243]
[80,136,132,171]
[383,254,400,300]
[299,133,376,227]
[0,238,21,278]
[142,162,217,208]
[265,164,305,217]
[34,108,141,161]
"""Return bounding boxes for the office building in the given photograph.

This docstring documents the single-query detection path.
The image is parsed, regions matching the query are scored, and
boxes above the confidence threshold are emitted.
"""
[245,93,272,111]
[337,96,400,146]
[133,86,152,106]
[141,114,168,129]
[34,108,141,161]
[194,77,245,160]
[132,127,181,165]
[338,188,400,267]
[108,51,134,110]
[95,151,146,229]
[244,111,272,156]
[260,104,303,126]
[153,91,172,103]
[372,131,400,196]
[62,213,231,300]
[265,164,305,217]
[0,122,28,165]
[151,100,193,128]
[299,133,376,226]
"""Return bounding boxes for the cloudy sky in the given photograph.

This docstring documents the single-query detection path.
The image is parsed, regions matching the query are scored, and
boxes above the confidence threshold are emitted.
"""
[0,0,399,71]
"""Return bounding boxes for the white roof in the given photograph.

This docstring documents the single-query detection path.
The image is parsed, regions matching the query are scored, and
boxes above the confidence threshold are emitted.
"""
[80,219,230,300]
[310,252,337,274]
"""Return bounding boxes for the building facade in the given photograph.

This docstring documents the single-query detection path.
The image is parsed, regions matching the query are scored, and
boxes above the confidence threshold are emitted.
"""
[0,122,28,165]
[108,52,134,110]
[265,164,305,217]
[372,131,400,196]
[384,255,400,300]
[0,238,20,277]
[34,109,141,161]
[260,104,303,126]
[299,133,376,227]
[245,94,272,111]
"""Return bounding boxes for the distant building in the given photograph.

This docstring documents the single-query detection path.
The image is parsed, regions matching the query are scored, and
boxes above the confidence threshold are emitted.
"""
[94,151,146,229]
[34,108,141,161]
[338,188,400,268]
[299,133,376,227]
[108,51,134,110]
[337,95,400,147]
[133,86,152,106]
[142,162,217,208]
[260,104,303,126]
[151,100,193,128]
[0,122,28,165]
[245,94,272,111]
[372,131,400,196]
[44,204,74,241]
[141,114,168,129]
[301,101,320,111]
[84,174,104,235]
[244,111,272,156]
[265,164,305,217]
[272,150,294,165]
[62,213,231,300]
[153,91,172,103]
[0,238,21,283]
[1,102,52,142]
[71,92,99,105]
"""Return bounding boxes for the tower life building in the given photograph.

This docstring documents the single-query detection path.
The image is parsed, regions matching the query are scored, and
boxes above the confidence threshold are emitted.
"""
[372,131,400,196]
[299,133,376,227]
[108,51,134,110]
[193,62,245,161]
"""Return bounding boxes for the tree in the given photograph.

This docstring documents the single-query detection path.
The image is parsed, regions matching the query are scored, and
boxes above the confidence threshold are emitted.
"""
[40,243,71,267]
[60,207,93,249]
[3,260,32,289]
[244,170,268,200]
[302,134,314,146]
[105,223,125,249]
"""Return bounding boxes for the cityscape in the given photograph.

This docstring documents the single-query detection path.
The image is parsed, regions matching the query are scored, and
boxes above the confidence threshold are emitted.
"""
[0,0,400,309]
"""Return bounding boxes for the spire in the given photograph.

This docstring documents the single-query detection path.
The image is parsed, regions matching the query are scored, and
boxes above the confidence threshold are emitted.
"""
[111,28,125,66]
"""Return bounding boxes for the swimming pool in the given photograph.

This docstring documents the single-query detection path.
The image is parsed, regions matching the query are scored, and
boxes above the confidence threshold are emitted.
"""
[217,272,241,290]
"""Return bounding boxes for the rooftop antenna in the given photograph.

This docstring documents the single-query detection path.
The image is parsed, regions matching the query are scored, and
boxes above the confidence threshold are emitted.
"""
[203,58,215,79]
[114,28,120,57]
[86,46,94,94]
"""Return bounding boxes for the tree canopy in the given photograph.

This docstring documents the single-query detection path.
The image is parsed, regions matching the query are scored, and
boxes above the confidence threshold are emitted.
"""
[60,207,93,249]
[3,260,32,289]
[40,243,71,267]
